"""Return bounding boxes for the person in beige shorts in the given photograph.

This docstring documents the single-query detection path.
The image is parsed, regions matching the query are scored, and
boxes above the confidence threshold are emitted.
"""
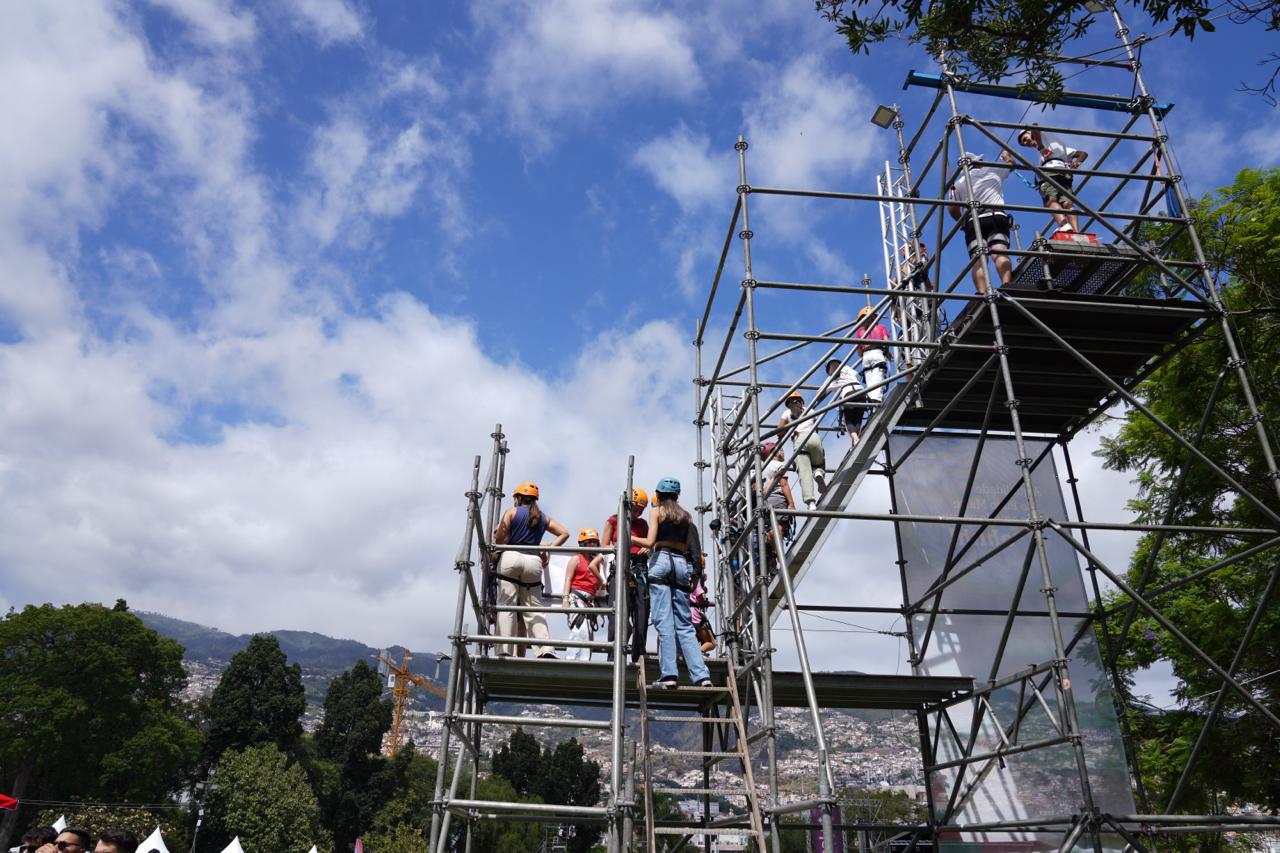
[492,481,569,657]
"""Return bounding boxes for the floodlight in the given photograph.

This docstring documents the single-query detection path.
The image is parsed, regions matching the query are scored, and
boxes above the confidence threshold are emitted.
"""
[870,104,897,129]
[1084,0,1109,11]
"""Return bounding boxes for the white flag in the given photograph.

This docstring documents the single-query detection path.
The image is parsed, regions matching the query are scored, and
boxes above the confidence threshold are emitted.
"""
[52,816,67,832]
[307,847,319,853]
[219,837,246,853]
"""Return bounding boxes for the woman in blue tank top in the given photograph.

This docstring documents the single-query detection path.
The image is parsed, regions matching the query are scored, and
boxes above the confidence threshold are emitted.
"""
[493,481,569,658]
[633,477,711,688]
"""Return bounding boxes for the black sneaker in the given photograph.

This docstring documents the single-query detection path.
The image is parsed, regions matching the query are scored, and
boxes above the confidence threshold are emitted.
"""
[654,677,678,689]
[538,652,558,660]
[696,679,713,688]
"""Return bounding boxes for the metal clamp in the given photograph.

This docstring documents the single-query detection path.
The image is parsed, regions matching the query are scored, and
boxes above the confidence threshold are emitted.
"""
[736,184,752,195]
[738,229,754,240]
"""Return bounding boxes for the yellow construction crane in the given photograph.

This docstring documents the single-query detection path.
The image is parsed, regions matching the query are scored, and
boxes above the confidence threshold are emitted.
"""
[375,648,446,756]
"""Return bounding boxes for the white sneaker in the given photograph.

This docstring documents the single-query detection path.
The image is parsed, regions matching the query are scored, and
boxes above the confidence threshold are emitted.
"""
[805,500,817,511]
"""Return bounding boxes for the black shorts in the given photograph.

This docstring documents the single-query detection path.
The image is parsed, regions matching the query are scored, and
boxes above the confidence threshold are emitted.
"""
[963,212,1012,253]
[840,404,863,431]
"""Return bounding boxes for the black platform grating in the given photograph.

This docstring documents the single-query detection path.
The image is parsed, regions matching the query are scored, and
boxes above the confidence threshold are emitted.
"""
[1008,240,1147,295]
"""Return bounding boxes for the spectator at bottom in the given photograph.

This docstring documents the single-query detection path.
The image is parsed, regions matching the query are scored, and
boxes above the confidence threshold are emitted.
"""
[17,827,57,853]
[94,830,139,853]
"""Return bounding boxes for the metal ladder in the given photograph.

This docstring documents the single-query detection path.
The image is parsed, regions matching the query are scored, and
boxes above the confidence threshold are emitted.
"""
[637,658,767,851]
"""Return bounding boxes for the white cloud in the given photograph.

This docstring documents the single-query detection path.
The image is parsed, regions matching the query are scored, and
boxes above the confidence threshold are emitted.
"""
[296,110,470,255]
[147,0,257,47]
[0,305,696,647]
[634,55,885,300]
[632,123,731,213]
[281,0,364,46]
[743,54,881,189]
[0,0,695,653]
[478,0,702,150]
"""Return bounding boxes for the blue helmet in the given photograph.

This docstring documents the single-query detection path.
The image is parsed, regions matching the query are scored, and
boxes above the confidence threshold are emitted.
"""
[656,476,681,496]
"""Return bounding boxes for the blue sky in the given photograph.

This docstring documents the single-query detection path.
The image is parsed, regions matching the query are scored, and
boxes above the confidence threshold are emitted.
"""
[1,0,1276,677]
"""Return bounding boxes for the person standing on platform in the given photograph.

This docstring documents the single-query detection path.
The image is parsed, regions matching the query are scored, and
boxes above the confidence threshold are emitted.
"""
[632,478,711,688]
[1018,125,1088,234]
[602,487,651,663]
[853,306,892,405]
[562,528,605,661]
[778,391,825,511]
[492,481,569,658]
[948,150,1015,293]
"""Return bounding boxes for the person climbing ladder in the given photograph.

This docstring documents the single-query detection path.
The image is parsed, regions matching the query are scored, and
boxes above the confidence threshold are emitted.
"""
[778,391,825,511]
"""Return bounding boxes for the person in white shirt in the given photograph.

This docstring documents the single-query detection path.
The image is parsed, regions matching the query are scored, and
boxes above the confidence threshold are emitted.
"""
[824,358,865,446]
[1018,125,1089,233]
[778,391,825,510]
[948,151,1015,293]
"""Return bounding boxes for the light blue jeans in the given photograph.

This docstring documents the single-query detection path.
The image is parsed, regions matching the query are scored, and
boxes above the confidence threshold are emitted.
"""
[647,550,711,683]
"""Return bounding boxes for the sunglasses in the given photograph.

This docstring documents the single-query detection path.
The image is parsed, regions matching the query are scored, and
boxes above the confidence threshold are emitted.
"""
[57,843,85,851]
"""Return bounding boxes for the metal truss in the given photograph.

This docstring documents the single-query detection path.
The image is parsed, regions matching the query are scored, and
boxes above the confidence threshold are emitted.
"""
[692,9,1280,853]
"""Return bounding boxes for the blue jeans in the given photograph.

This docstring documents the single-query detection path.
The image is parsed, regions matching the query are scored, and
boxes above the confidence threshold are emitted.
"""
[647,550,711,683]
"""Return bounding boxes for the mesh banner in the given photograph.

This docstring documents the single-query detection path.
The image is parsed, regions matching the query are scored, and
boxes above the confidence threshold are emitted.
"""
[888,434,1134,847]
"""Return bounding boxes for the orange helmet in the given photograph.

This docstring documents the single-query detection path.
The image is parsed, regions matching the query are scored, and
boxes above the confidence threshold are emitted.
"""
[857,306,874,321]
[578,528,600,544]
[631,487,649,508]
[784,391,803,405]
[514,481,539,498]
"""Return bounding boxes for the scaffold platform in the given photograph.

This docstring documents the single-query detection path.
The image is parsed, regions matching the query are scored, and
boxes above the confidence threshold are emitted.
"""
[898,290,1208,434]
[1007,238,1149,295]
[471,657,971,711]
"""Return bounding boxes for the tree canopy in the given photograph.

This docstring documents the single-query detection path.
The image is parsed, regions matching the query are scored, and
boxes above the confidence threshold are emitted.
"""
[1099,167,1280,813]
[816,0,1280,103]
[202,743,330,853]
[308,660,396,851]
[490,729,603,853]
[202,634,306,766]
[0,602,200,849]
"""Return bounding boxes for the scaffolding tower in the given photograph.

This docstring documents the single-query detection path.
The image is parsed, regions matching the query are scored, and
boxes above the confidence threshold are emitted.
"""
[430,11,1280,852]
[695,8,1280,853]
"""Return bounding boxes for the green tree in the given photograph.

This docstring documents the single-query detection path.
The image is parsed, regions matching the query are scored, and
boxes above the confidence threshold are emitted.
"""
[535,739,602,853]
[362,822,428,852]
[452,776,542,853]
[490,727,544,797]
[315,660,391,765]
[368,751,438,836]
[1099,168,1280,813]
[815,0,1280,103]
[0,603,201,849]
[202,743,330,853]
[310,660,395,850]
[203,634,306,766]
